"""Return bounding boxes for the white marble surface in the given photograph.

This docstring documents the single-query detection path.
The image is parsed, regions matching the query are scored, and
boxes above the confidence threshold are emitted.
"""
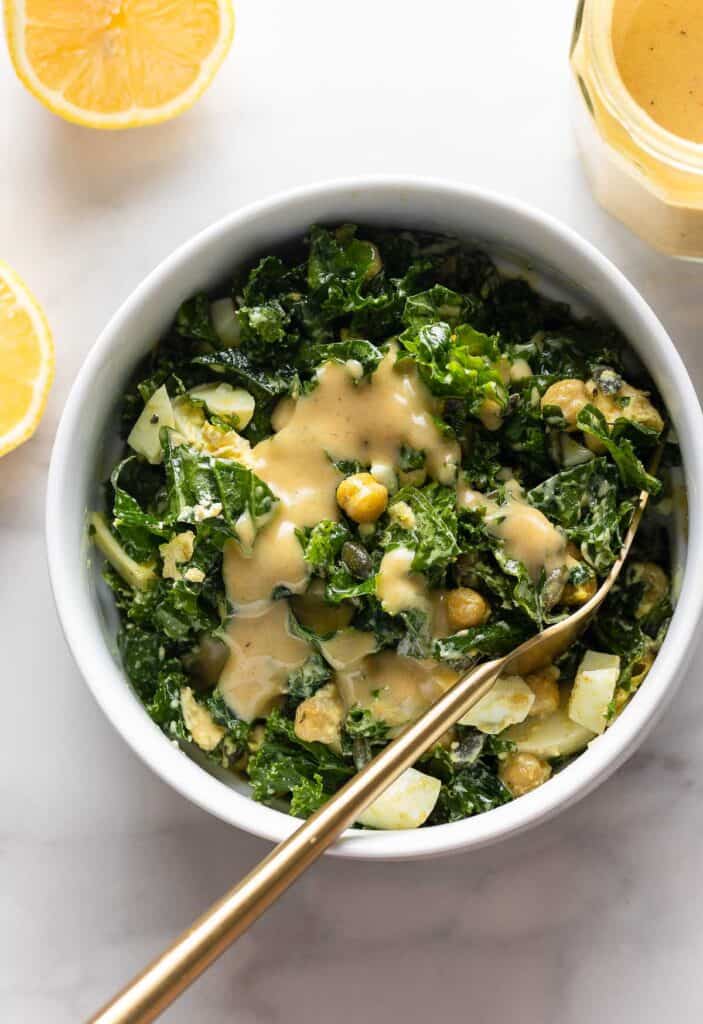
[2,1,703,1020]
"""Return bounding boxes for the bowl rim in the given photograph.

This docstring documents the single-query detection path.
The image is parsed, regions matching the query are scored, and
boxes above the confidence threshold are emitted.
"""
[46,175,703,861]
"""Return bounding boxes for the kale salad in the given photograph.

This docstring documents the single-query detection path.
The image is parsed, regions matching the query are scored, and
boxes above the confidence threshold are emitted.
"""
[91,225,675,829]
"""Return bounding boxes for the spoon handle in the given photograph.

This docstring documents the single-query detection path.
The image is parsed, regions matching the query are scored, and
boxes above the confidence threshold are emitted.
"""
[87,656,504,1024]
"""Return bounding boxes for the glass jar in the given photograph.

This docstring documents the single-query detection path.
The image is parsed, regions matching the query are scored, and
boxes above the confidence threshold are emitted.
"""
[570,0,703,259]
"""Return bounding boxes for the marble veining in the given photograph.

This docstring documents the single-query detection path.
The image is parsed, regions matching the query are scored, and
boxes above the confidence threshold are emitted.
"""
[2,1,703,1020]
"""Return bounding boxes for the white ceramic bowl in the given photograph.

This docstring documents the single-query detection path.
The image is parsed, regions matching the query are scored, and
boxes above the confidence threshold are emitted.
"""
[47,177,703,860]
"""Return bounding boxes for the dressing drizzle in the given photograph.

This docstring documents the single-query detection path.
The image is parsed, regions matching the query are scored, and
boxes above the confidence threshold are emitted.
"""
[220,347,460,719]
[220,352,567,723]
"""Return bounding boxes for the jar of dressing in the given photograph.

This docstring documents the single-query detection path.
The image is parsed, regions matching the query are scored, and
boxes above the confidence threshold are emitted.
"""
[571,0,703,258]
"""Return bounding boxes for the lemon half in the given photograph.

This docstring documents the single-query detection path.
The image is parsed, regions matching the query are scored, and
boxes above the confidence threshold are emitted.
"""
[0,261,54,458]
[4,0,235,129]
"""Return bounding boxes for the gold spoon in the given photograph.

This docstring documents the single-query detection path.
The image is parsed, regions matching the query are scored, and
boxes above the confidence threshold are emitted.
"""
[87,459,658,1024]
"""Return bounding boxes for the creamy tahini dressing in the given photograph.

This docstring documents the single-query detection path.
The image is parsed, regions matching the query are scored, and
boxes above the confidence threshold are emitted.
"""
[220,346,460,720]
[613,0,703,144]
[218,601,309,721]
[457,479,568,583]
[336,651,458,730]
[218,347,570,723]
[218,349,572,721]
[376,546,429,616]
[489,503,567,582]
[319,629,378,670]
[224,346,459,612]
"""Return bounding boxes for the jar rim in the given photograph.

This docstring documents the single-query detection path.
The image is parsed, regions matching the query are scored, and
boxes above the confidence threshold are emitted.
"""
[583,0,703,175]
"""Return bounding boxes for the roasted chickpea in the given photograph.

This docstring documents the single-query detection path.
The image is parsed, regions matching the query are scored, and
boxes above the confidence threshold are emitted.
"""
[525,665,560,717]
[586,379,664,434]
[541,379,588,429]
[446,587,491,630]
[336,472,388,523]
[499,752,552,796]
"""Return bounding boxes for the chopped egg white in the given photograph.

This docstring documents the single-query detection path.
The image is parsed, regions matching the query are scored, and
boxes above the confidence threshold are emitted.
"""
[127,384,175,464]
[357,768,441,830]
[568,650,621,734]
[503,706,596,759]
[189,383,255,429]
[460,674,535,733]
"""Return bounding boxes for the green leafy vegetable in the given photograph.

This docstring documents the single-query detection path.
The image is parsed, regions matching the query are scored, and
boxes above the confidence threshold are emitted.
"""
[402,285,477,328]
[434,618,533,667]
[396,606,432,658]
[342,706,390,770]
[237,301,288,351]
[307,224,384,316]
[398,320,507,420]
[528,459,634,573]
[298,520,378,603]
[176,294,218,344]
[380,483,459,581]
[117,624,162,700]
[501,386,551,480]
[248,709,353,814]
[289,774,328,817]
[399,444,425,472]
[161,431,276,531]
[457,511,547,627]
[203,692,251,765]
[423,729,513,823]
[577,405,662,495]
[299,520,351,574]
[195,345,294,396]
[146,661,189,739]
[284,654,333,713]
[430,761,512,822]
[460,430,502,490]
[296,337,384,376]
[325,565,378,604]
